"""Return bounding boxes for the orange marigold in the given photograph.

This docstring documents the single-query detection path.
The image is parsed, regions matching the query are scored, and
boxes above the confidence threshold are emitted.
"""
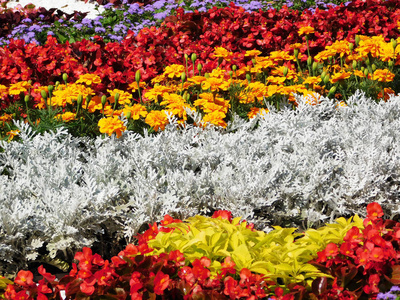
[298,26,315,36]
[8,81,31,95]
[145,110,169,131]
[98,116,126,138]
[163,64,185,79]
[202,111,227,128]
[371,69,395,82]
[123,104,148,120]
[330,71,351,83]
[76,73,101,85]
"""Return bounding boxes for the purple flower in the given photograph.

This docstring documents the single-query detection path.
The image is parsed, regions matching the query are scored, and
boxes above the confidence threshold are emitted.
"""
[74,24,83,29]
[95,27,106,33]
[152,0,166,10]
[376,292,397,300]
[154,11,168,20]
[29,25,42,32]
[104,3,114,9]
[47,31,54,35]
[22,18,32,23]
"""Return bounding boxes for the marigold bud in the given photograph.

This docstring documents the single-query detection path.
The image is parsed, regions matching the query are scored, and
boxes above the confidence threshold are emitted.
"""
[62,73,68,83]
[77,94,83,106]
[41,90,47,100]
[320,71,326,79]
[323,74,330,85]
[205,73,210,78]
[246,73,251,83]
[135,70,141,83]
[114,92,120,103]
[283,66,289,77]
[24,95,30,103]
[232,65,237,72]
[125,111,131,119]
[307,56,312,66]
[312,62,318,72]
[181,72,186,83]
[228,70,233,78]
[197,63,202,73]
[294,49,299,58]
[389,60,394,68]
[191,53,197,63]
[371,64,377,72]
[355,35,360,46]
[364,68,369,77]
[352,60,357,69]
[348,43,354,51]
[327,86,336,97]
[101,95,107,106]
[392,38,397,50]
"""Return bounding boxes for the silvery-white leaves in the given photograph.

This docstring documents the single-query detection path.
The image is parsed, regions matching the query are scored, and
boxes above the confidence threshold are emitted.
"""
[1,91,400,274]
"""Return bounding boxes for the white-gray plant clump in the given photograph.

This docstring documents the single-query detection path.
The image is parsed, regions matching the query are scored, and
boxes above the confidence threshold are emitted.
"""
[1,90,399,275]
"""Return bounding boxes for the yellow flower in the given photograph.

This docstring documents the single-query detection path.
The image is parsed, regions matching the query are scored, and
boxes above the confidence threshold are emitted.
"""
[303,76,321,85]
[188,76,207,85]
[314,49,336,62]
[0,113,13,124]
[0,85,8,97]
[201,77,230,92]
[248,107,269,119]
[239,82,268,104]
[107,89,133,106]
[145,110,169,131]
[378,87,395,101]
[128,81,146,92]
[160,93,190,120]
[245,50,262,57]
[8,81,31,95]
[290,43,303,49]
[123,104,148,120]
[98,116,126,138]
[298,26,315,36]
[330,71,351,83]
[6,129,20,141]
[144,85,173,103]
[151,74,166,84]
[267,76,286,85]
[209,68,227,79]
[325,40,351,58]
[202,111,227,128]
[269,50,295,62]
[353,70,365,78]
[213,47,233,61]
[371,69,395,82]
[51,83,95,107]
[303,90,321,105]
[271,66,297,81]
[58,111,76,122]
[336,101,347,108]
[163,64,186,79]
[76,74,101,85]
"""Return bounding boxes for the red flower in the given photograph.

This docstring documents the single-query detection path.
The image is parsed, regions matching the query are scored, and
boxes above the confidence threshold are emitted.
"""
[74,247,93,271]
[325,243,339,258]
[153,271,170,295]
[38,265,56,283]
[366,202,384,221]
[14,290,32,300]
[14,270,35,288]
[212,210,233,222]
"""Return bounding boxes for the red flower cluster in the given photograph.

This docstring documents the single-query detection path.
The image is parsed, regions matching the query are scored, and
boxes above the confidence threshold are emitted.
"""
[310,202,400,298]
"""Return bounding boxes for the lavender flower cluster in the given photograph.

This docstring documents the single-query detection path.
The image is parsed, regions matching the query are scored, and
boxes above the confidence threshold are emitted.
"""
[0,0,351,46]
[377,286,400,300]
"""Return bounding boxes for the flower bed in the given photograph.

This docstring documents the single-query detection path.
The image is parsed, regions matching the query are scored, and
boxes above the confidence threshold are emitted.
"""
[1,0,400,299]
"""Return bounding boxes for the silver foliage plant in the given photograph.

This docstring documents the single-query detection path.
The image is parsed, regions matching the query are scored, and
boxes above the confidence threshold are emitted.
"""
[1,90,400,275]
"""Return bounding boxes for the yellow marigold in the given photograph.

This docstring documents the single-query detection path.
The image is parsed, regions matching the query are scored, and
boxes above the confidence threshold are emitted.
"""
[290,43,303,49]
[356,35,385,59]
[151,74,166,84]
[188,76,207,85]
[123,104,148,120]
[201,77,229,92]
[128,81,146,92]
[336,101,347,108]
[6,129,20,141]
[0,113,13,124]
[245,50,262,57]
[76,73,101,85]
[98,116,126,138]
[202,111,227,128]
[325,40,351,57]
[267,76,286,85]
[271,66,297,80]
[378,87,395,101]
[209,68,227,79]
[160,93,191,120]
[213,47,233,61]
[8,81,31,95]
[145,110,169,131]
[0,84,8,97]
[144,85,173,103]
[59,111,76,122]
[371,69,395,82]
[314,49,336,62]
[239,81,268,104]
[107,89,133,106]
[303,76,321,85]
[248,107,269,119]
[163,64,186,79]
[298,26,315,36]
[330,71,351,83]
[353,70,365,78]
[269,50,295,62]
[51,83,95,107]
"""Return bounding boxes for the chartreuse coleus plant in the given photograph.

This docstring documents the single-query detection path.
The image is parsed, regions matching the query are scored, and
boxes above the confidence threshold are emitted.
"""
[145,210,364,288]
[0,277,13,299]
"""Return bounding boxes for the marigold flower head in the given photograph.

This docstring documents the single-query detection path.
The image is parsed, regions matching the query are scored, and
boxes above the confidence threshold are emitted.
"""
[378,87,395,101]
[303,76,321,85]
[8,81,31,95]
[298,26,315,36]
[128,81,146,92]
[202,110,227,128]
[145,110,169,131]
[6,129,20,141]
[330,71,351,83]
[245,50,262,57]
[248,107,269,119]
[213,47,233,61]
[0,113,13,124]
[58,111,76,122]
[188,76,207,85]
[98,116,126,138]
[151,74,166,84]
[269,50,295,62]
[0,84,8,97]
[371,69,395,82]
[123,104,148,120]
[107,89,132,105]
[76,73,101,86]
[163,64,185,79]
